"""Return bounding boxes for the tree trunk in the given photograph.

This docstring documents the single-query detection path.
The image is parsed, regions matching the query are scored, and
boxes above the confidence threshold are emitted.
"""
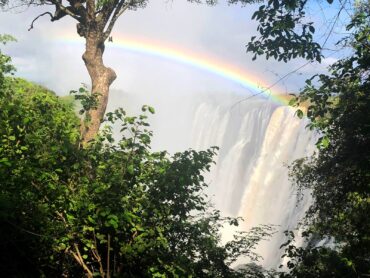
[81,34,116,143]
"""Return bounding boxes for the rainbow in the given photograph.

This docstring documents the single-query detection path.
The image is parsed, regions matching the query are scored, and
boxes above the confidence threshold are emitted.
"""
[58,35,290,106]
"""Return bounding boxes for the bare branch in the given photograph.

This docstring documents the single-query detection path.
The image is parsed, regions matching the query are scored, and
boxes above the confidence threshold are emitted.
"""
[71,243,94,277]
[230,61,310,110]
[116,0,131,18]
[96,0,119,31]
[89,230,106,277]
[103,0,130,40]
[28,11,53,31]
[48,0,81,21]
[55,211,68,226]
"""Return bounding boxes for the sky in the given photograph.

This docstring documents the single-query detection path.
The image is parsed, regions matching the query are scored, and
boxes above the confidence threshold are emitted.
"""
[0,0,346,151]
[0,1,336,94]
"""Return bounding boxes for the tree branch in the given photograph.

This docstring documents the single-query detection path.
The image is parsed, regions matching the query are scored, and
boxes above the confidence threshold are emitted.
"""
[97,0,119,28]
[86,0,96,20]
[103,0,130,40]
[71,243,94,277]
[48,0,81,21]
[28,12,53,31]
[231,1,347,110]
[230,61,310,110]
[92,230,104,275]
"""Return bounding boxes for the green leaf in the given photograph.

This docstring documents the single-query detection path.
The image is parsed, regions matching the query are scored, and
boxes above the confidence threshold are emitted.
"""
[148,106,155,114]
[317,136,330,149]
[127,164,134,175]
[288,97,297,107]
[295,109,304,119]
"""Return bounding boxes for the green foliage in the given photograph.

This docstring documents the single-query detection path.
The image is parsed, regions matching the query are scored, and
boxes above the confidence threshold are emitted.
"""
[0,74,81,275]
[279,232,358,278]
[280,3,370,277]
[70,84,101,125]
[0,34,15,85]
[0,45,273,277]
[246,0,335,62]
[49,106,274,277]
[70,84,98,115]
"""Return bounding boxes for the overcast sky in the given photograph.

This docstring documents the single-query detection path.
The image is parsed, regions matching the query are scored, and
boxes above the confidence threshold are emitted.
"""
[0,1,345,151]
[1,1,338,94]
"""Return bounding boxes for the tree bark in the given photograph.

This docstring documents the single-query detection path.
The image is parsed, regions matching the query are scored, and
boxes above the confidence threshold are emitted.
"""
[81,33,116,143]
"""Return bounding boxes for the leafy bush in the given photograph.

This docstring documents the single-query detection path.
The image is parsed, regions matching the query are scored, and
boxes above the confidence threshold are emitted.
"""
[281,5,370,277]
[0,39,272,277]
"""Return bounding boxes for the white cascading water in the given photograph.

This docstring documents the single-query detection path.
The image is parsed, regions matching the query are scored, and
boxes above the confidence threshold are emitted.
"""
[190,97,316,269]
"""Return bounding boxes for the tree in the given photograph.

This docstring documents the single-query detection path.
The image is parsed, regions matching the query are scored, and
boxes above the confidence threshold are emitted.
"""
[221,0,370,274]
[247,0,370,276]
[283,5,370,276]
[0,43,274,276]
[1,0,259,144]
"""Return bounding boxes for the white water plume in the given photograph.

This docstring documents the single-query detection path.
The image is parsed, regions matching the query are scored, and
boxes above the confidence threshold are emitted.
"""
[190,97,316,268]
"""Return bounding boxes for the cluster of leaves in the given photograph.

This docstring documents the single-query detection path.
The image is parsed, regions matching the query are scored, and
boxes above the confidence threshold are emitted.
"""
[0,34,15,82]
[279,231,359,277]
[70,84,102,127]
[0,41,274,277]
[0,37,81,275]
[246,0,332,62]
[280,3,370,277]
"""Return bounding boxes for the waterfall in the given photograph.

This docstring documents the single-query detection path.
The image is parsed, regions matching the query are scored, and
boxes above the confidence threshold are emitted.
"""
[109,89,316,268]
[190,97,316,268]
